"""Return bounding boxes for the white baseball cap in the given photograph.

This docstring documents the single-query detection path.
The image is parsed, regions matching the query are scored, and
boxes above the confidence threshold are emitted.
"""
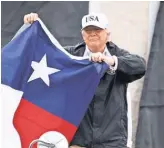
[81,13,109,30]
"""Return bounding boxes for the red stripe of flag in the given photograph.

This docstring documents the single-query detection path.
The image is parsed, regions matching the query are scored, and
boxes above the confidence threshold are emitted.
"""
[13,98,77,148]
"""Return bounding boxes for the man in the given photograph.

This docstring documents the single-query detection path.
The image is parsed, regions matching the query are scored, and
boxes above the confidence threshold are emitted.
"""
[23,12,146,148]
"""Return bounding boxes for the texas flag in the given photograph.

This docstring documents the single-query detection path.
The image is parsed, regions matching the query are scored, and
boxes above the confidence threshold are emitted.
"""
[1,19,108,148]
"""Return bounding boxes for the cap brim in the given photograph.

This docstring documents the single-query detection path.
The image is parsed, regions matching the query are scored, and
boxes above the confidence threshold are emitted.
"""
[81,22,105,30]
[81,25,104,30]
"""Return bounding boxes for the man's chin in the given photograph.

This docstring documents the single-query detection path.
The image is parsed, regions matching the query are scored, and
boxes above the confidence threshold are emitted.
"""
[89,43,99,47]
[88,43,101,51]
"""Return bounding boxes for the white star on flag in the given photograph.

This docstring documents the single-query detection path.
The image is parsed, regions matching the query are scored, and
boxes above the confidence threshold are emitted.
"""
[28,54,60,86]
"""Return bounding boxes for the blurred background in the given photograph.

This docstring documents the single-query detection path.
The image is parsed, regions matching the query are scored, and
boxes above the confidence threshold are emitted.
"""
[1,1,164,148]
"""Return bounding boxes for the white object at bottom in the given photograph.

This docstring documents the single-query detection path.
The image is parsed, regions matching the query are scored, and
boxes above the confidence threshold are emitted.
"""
[37,131,68,148]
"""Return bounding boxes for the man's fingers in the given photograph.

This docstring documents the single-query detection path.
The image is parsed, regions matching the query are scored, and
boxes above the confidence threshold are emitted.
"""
[98,55,103,62]
[92,55,99,62]
[24,15,29,24]
[23,13,39,24]
[29,14,32,24]
[28,14,32,24]
[91,55,96,62]
[30,13,35,23]
[34,13,39,21]
[24,14,32,24]
[90,53,103,62]
[30,13,38,22]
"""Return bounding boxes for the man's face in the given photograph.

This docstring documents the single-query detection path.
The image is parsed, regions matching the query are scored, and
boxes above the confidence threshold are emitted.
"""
[81,26,109,50]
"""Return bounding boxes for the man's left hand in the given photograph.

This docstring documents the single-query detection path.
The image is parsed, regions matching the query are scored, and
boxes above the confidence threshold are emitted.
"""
[103,55,115,66]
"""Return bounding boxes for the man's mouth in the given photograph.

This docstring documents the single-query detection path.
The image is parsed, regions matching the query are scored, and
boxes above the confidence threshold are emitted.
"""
[89,38,99,41]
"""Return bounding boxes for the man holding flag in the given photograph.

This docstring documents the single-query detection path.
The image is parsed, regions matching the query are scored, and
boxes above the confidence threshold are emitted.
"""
[2,12,146,148]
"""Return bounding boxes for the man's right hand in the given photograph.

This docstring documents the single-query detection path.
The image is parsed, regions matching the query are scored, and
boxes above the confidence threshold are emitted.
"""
[24,13,39,24]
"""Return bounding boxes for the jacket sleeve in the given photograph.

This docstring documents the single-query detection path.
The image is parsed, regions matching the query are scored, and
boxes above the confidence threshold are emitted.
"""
[116,48,146,83]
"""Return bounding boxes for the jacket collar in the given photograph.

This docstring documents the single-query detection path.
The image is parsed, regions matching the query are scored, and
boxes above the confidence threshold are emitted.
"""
[83,45,111,57]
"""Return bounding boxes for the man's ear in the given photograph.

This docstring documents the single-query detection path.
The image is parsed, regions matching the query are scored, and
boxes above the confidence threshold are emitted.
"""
[81,30,86,41]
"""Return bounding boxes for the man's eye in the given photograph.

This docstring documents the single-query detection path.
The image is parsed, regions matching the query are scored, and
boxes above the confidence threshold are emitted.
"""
[85,30,92,33]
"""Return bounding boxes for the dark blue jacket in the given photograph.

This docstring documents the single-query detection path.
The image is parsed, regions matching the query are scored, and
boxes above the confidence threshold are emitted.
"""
[65,41,146,148]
